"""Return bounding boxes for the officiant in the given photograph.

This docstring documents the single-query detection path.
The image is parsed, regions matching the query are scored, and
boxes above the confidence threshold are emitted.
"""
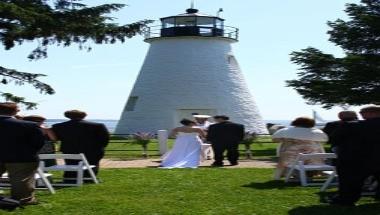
[192,114,213,131]
[192,114,214,160]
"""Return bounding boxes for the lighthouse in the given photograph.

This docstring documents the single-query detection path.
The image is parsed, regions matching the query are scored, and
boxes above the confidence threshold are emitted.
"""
[115,7,267,134]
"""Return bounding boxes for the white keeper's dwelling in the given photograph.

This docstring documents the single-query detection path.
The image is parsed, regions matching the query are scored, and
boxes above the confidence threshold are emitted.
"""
[115,7,267,134]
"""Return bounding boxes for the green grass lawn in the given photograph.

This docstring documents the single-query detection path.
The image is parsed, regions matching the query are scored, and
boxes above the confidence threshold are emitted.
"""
[2,139,377,214]
[1,169,379,215]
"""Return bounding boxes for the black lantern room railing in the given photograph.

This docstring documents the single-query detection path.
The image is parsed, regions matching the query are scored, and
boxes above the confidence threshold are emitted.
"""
[143,8,239,41]
[143,24,239,41]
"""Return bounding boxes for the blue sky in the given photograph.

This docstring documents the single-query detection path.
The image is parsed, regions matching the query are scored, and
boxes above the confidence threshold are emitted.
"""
[0,0,361,120]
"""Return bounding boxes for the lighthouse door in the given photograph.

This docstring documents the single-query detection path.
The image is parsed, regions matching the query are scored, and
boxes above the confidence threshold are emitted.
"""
[175,109,217,126]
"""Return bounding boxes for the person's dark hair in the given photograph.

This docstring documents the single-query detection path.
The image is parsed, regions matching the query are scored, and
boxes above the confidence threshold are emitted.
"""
[213,115,229,120]
[291,117,315,128]
[180,118,196,126]
[64,110,87,120]
[22,115,46,123]
[360,106,380,114]
[0,102,19,115]
[338,111,358,121]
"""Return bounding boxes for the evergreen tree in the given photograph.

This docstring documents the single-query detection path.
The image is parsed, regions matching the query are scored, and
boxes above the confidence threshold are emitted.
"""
[287,0,380,108]
[0,0,150,108]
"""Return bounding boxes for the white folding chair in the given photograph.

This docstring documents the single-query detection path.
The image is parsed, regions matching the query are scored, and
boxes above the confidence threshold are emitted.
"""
[320,169,380,193]
[285,153,337,187]
[0,168,55,194]
[39,153,99,187]
[320,170,338,191]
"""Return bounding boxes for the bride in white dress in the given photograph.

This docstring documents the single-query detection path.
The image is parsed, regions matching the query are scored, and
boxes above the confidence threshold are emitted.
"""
[161,119,206,168]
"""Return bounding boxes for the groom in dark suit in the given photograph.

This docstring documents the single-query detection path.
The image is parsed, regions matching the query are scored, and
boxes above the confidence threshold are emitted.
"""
[207,115,245,167]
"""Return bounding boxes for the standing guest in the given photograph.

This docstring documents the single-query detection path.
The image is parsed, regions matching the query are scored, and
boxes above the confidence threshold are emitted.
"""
[323,111,358,152]
[272,117,328,180]
[0,103,45,205]
[327,106,380,206]
[22,115,57,167]
[207,115,245,167]
[52,110,109,180]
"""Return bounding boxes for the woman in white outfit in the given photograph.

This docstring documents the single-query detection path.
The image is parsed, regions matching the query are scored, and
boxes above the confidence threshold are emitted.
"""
[161,119,206,168]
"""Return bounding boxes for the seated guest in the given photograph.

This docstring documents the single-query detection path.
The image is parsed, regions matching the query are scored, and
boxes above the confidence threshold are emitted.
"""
[52,110,109,180]
[323,111,358,152]
[0,103,45,205]
[272,117,328,180]
[22,115,57,167]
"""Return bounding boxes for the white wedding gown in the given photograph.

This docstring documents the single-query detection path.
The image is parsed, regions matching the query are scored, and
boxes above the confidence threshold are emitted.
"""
[160,132,202,168]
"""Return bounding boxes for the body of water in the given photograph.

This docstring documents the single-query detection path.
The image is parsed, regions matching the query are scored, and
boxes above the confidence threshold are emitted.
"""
[46,119,293,133]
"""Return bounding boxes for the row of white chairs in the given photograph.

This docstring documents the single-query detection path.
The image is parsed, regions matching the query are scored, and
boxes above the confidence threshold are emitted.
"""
[284,152,380,194]
[2,152,339,194]
[0,153,99,194]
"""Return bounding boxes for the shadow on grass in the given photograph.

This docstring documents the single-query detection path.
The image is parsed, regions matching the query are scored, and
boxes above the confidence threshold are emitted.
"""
[242,180,300,190]
[288,202,380,215]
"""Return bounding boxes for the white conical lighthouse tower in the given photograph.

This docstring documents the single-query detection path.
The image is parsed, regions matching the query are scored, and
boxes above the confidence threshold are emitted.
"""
[115,7,267,134]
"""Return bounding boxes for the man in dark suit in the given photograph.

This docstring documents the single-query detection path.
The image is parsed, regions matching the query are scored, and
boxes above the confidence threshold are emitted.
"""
[0,103,45,204]
[327,106,380,206]
[323,110,358,152]
[207,115,245,167]
[52,110,109,179]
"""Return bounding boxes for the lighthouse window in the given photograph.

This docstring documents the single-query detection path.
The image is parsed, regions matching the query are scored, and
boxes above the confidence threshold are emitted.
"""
[227,55,238,65]
[125,96,138,111]
[197,17,214,28]
[162,18,175,28]
[176,17,196,26]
